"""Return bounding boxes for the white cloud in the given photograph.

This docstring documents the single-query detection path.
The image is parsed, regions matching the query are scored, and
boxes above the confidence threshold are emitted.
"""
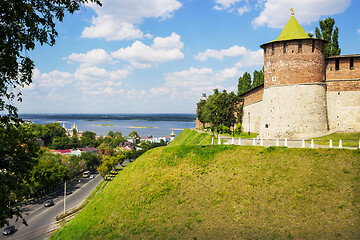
[162,66,242,98]
[358,29,360,34]
[253,0,351,28]
[74,64,130,81]
[235,49,263,67]
[34,69,73,88]
[213,0,242,10]
[238,5,250,15]
[65,49,113,65]
[82,0,182,41]
[194,45,248,61]
[111,33,184,68]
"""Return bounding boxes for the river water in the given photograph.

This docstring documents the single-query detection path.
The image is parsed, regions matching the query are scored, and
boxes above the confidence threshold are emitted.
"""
[21,114,196,138]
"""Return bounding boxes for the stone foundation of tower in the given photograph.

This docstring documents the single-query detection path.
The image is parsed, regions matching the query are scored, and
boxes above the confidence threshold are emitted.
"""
[259,83,328,139]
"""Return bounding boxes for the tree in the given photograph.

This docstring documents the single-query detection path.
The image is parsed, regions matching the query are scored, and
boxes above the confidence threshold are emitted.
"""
[0,123,40,227]
[238,72,252,95]
[0,0,102,227]
[128,131,139,139]
[315,17,341,57]
[196,99,207,128]
[252,67,264,88]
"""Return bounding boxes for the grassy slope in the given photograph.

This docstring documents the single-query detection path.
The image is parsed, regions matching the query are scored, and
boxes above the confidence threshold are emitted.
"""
[52,130,360,239]
[169,128,213,146]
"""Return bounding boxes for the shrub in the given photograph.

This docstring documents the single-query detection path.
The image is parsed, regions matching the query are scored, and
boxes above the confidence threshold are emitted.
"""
[234,123,243,135]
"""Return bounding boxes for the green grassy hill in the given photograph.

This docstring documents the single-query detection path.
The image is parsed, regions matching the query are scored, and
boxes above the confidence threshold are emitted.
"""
[169,128,213,146]
[52,130,360,239]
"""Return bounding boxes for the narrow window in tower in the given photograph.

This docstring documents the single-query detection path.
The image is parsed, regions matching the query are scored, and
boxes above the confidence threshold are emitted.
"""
[335,59,340,70]
[283,42,287,53]
[272,43,274,55]
[298,41,302,53]
[264,46,266,54]
[312,40,315,52]
[350,57,354,70]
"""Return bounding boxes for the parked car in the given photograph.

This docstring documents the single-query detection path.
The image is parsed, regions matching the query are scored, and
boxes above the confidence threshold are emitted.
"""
[89,175,94,179]
[66,190,72,195]
[2,225,15,235]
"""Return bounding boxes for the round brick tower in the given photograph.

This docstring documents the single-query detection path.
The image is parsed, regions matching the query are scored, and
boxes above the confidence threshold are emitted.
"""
[259,12,328,139]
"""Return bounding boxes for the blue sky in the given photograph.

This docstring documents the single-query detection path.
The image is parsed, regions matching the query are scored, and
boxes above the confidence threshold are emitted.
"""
[18,0,360,114]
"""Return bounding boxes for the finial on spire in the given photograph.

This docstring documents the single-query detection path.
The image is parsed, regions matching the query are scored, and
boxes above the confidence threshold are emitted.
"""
[290,8,294,16]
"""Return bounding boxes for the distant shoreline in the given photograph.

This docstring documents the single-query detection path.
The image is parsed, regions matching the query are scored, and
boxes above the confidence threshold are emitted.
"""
[20,113,196,122]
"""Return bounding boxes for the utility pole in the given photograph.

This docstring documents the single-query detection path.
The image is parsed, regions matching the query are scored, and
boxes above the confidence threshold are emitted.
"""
[64,181,66,214]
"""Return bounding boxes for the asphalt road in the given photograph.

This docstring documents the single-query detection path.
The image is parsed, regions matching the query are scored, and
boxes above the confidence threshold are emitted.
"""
[1,173,103,240]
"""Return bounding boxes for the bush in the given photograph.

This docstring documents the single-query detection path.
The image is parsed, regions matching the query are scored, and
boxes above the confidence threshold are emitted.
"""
[216,125,230,134]
[234,123,243,135]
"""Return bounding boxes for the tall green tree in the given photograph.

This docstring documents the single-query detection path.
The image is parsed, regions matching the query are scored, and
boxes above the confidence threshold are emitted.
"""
[252,67,264,88]
[0,0,102,227]
[196,99,207,128]
[315,17,341,57]
[237,72,252,95]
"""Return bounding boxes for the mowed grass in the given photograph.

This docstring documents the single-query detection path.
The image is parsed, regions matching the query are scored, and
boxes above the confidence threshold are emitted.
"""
[169,128,213,146]
[52,145,360,239]
[310,132,360,148]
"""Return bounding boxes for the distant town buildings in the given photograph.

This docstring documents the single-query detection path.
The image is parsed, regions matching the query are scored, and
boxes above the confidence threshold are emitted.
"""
[62,122,83,138]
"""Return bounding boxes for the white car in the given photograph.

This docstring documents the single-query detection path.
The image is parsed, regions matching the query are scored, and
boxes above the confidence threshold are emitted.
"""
[89,175,94,179]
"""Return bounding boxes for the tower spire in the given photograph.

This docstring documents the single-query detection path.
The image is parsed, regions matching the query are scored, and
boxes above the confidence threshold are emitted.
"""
[290,8,294,16]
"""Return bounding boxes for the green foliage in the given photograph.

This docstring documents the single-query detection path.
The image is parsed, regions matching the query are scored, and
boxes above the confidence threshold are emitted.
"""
[196,99,207,128]
[234,123,243,135]
[128,131,139,139]
[237,72,252,95]
[252,67,264,88]
[216,125,230,134]
[51,146,360,239]
[198,89,242,133]
[315,17,341,57]
[0,122,40,227]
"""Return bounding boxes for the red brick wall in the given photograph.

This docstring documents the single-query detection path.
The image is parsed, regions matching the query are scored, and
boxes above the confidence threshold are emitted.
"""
[241,85,264,106]
[326,80,360,91]
[262,39,326,88]
[326,57,360,81]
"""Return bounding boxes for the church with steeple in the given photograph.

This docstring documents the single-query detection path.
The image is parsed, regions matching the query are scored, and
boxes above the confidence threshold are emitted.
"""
[197,10,360,139]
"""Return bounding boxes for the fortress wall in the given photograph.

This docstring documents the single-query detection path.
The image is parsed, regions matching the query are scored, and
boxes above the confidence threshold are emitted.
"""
[326,78,360,132]
[242,85,264,106]
[259,84,328,139]
[243,100,263,134]
[326,56,360,80]
[263,39,326,88]
[327,90,360,132]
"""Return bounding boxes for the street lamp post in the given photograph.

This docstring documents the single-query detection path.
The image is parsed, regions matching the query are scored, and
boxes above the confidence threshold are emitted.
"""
[248,112,250,135]
[64,181,66,214]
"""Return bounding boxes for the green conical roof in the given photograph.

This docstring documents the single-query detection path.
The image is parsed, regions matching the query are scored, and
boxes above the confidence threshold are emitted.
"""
[272,15,309,42]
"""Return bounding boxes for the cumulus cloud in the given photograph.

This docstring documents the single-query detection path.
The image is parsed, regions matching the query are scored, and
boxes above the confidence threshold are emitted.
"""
[65,49,114,65]
[82,0,182,41]
[33,69,73,88]
[111,32,184,68]
[234,49,263,67]
[74,64,130,81]
[161,66,242,98]
[253,0,351,28]
[194,45,248,61]
[213,0,242,10]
